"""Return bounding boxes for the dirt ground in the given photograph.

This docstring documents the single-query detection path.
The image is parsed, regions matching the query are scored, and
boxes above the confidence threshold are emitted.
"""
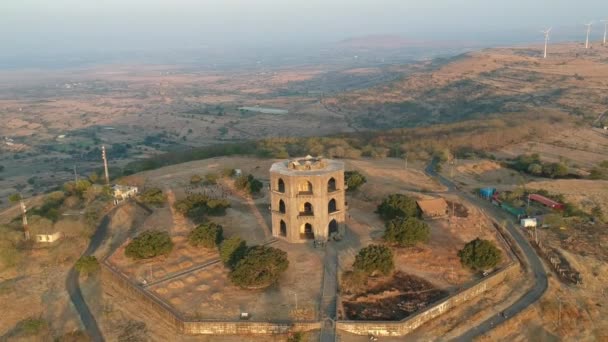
[442,159,525,192]
[495,127,608,170]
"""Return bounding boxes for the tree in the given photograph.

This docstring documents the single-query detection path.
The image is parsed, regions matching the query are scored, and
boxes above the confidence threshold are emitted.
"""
[527,163,543,176]
[75,256,100,275]
[229,246,289,288]
[235,174,263,195]
[458,238,502,271]
[125,230,173,260]
[220,237,248,268]
[344,171,367,191]
[139,188,165,206]
[377,194,421,220]
[188,222,223,248]
[384,217,430,247]
[8,193,22,203]
[352,244,394,276]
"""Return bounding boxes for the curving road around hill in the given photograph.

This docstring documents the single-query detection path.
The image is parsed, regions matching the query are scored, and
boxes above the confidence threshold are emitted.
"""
[424,160,548,341]
[66,207,120,342]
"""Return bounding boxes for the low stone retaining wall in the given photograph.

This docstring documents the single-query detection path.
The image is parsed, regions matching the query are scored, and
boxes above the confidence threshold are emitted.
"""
[336,262,520,336]
[101,261,320,335]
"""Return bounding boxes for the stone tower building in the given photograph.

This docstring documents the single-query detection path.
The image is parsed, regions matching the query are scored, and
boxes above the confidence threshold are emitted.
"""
[269,156,346,243]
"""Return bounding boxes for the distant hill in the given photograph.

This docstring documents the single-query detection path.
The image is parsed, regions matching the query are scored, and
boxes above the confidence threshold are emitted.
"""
[324,43,608,130]
[337,35,474,50]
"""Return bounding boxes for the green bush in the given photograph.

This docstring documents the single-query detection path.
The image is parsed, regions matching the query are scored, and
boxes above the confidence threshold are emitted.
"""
[125,230,173,260]
[75,256,100,275]
[458,238,502,271]
[220,237,247,268]
[8,193,22,203]
[384,217,430,247]
[15,318,48,336]
[188,222,223,248]
[377,194,421,220]
[235,174,263,195]
[139,188,165,206]
[352,244,394,276]
[344,170,367,191]
[174,194,230,222]
[229,246,289,288]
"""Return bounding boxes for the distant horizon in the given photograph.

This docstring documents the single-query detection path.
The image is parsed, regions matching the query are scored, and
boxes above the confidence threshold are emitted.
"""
[1,0,607,69]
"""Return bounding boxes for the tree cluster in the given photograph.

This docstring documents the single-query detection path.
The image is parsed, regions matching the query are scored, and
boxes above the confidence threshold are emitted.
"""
[384,217,430,247]
[234,174,263,195]
[125,230,174,260]
[510,154,569,178]
[229,245,289,288]
[344,170,367,191]
[173,194,230,223]
[377,194,421,221]
[352,244,394,276]
[458,238,502,271]
[188,222,223,248]
[219,237,248,269]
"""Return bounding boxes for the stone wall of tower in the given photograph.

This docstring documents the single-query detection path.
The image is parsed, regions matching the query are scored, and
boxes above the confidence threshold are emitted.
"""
[269,162,346,243]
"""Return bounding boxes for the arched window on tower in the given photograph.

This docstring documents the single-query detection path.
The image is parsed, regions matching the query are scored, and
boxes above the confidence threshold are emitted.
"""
[298,180,313,194]
[328,199,337,213]
[278,178,285,193]
[328,219,338,235]
[279,199,286,213]
[328,177,337,192]
[300,202,313,216]
[280,220,287,237]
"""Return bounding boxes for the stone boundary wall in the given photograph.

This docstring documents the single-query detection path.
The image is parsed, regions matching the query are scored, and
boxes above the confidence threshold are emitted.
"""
[101,261,321,335]
[336,262,520,336]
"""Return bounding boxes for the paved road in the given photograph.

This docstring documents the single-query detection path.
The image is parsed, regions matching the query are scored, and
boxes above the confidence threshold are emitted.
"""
[320,243,338,342]
[66,207,120,342]
[424,160,548,341]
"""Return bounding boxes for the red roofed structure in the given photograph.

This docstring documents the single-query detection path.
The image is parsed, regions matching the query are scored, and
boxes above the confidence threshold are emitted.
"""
[529,194,564,210]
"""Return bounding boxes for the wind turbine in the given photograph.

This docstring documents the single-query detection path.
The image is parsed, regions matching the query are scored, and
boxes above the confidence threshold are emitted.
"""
[601,20,608,45]
[585,22,593,49]
[541,27,552,58]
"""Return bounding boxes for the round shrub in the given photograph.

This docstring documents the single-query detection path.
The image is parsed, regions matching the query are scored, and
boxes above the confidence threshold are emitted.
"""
[229,246,289,288]
[125,230,173,260]
[377,194,421,220]
[188,222,223,248]
[384,217,430,247]
[352,244,394,276]
[75,256,100,275]
[458,238,502,271]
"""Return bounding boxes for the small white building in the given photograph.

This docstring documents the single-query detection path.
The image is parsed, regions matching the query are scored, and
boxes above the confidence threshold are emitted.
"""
[35,231,63,243]
[520,218,538,228]
[112,184,138,205]
[234,169,243,177]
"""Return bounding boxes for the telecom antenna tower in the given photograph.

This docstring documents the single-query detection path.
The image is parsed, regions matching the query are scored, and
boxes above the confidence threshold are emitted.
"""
[102,145,110,185]
[601,20,608,45]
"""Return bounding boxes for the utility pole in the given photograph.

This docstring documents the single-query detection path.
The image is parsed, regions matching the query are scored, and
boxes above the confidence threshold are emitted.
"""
[73,165,79,182]
[102,145,110,186]
[20,197,30,240]
[404,153,408,170]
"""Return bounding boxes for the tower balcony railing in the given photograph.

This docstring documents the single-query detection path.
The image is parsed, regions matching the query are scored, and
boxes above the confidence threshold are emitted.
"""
[297,191,314,198]
[297,211,314,218]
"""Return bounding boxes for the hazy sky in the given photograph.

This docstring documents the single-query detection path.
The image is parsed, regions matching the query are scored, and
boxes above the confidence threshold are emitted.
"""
[1,0,607,65]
